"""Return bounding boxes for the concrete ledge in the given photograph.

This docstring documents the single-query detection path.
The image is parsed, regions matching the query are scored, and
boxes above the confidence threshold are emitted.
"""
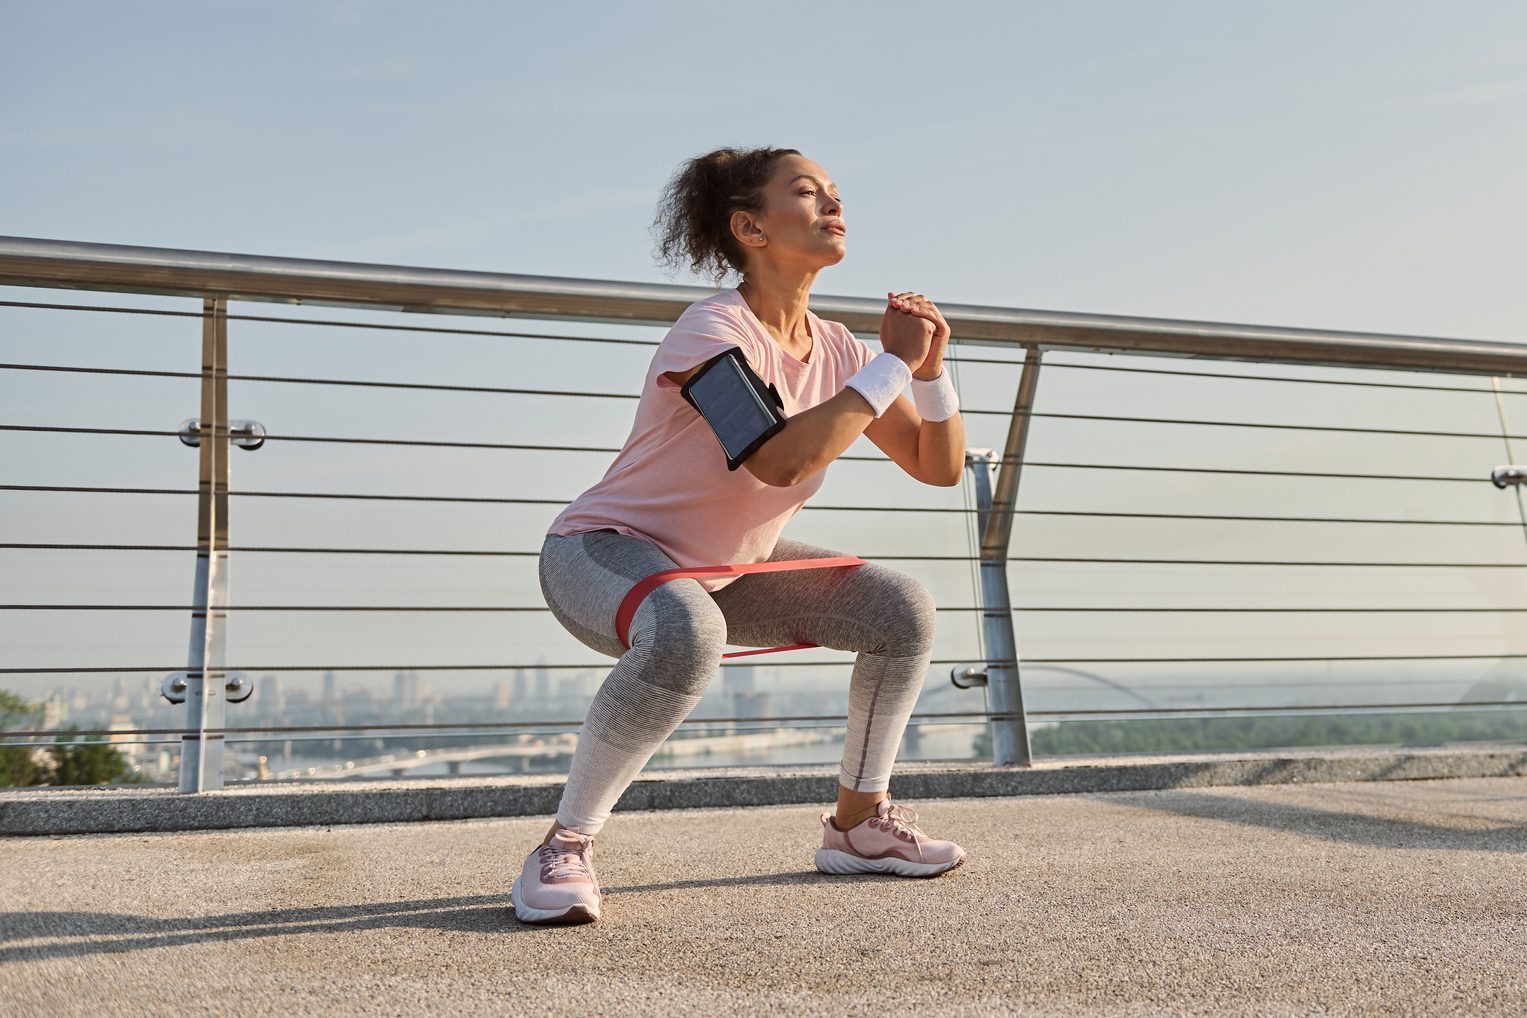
[3,742,1524,836]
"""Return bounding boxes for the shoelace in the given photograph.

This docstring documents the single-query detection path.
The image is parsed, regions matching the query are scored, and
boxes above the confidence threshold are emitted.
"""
[871,802,925,841]
[540,835,594,881]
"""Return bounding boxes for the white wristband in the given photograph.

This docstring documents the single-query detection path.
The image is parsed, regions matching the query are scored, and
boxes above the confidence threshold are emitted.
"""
[911,369,960,422]
[844,352,913,417]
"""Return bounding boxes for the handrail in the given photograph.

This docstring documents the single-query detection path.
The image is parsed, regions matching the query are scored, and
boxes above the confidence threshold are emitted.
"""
[5,235,1525,782]
[3,235,1525,375]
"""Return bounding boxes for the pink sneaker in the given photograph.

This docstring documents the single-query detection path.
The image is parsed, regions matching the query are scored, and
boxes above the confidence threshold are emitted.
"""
[816,798,966,878]
[510,829,602,924]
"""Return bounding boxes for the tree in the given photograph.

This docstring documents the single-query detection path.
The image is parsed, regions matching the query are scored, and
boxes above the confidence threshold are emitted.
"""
[0,691,142,786]
[48,729,141,786]
[0,690,45,787]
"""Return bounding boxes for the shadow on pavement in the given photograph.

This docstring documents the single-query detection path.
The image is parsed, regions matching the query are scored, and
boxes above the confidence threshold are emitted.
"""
[0,869,900,963]
[604,868,905,896]
[0,894,537,963]
[1113,787,1527,853]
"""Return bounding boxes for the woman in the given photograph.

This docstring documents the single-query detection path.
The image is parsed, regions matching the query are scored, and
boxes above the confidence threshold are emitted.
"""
[514,146,968,925]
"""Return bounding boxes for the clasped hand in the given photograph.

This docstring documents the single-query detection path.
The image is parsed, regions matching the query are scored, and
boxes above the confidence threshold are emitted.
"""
[880,290,950,381]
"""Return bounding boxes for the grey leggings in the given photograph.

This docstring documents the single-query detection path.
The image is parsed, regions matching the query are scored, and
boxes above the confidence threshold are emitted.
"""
[539,529,937,833]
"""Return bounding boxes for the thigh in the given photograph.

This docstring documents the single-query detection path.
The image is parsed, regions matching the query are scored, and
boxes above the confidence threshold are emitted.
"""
[539,529,696,659]
[711,537,937,656]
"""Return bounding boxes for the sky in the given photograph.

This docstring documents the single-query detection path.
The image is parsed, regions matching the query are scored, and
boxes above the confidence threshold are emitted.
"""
[3,1,1527,724]
[2,1,1525,336]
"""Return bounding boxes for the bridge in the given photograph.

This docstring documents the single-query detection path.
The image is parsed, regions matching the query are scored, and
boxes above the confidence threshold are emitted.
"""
[4,238,1527,1012]
[4,759,1523,1015]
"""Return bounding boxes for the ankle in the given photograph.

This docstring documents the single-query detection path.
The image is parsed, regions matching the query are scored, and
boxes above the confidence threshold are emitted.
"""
[834,801,886,829]
[543,821,587,845]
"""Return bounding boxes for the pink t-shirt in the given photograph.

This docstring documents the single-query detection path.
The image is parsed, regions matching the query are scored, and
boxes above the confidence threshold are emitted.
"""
[548,288,875,591]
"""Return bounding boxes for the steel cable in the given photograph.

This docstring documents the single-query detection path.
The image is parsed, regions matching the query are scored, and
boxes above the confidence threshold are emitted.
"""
[9,298,1527,389]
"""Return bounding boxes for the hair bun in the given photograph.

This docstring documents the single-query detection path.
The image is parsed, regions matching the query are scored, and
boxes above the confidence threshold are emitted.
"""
[653,146,799,284]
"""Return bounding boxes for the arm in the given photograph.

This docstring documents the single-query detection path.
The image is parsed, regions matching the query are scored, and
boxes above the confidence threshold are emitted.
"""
[746,388,879,487]
[662,294,938,487]
[659,368,878,487]
[863,391,965,487]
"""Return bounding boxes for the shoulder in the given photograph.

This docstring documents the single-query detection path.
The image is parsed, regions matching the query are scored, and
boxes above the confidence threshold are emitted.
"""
[673,289,747,332]
[653,290,765,387]
[668,290,764,352]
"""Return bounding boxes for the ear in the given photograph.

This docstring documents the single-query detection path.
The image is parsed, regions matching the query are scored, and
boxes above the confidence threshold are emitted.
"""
[730,209,767,250]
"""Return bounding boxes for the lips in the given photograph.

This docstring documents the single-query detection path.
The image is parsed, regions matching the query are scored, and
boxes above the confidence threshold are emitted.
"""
[825,222,846,236]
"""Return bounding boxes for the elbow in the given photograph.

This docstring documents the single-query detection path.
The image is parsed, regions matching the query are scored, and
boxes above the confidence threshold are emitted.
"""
[920,465,963,487]
[746,449,807,487]
[750,438,823,487]
[770,464,811,487]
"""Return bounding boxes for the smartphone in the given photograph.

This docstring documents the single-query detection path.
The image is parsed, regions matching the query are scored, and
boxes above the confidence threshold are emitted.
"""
[680,347,788,471]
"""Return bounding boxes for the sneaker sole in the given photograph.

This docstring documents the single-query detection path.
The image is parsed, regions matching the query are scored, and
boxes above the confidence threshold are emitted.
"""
[510,875,601,925]
[815,848,966,878]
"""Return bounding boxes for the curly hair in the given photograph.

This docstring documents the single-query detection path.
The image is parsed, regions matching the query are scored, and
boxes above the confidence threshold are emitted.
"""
[652,146,800,283]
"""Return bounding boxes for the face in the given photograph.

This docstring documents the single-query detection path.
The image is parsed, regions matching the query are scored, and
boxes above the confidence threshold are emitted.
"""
[733,154,845,271]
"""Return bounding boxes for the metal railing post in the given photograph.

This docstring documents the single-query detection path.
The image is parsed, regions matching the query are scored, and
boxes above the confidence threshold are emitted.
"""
[965,346,1044,767]
[179,296,231,792]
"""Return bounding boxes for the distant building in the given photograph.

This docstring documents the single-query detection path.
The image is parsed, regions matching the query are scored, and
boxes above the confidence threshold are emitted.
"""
[40,692,66,729]
[262,674,284,712]
[107,714,134,745]
[393,670,420,709]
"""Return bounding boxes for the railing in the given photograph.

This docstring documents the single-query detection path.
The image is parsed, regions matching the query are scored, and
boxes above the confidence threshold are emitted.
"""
[3,236,1527,791]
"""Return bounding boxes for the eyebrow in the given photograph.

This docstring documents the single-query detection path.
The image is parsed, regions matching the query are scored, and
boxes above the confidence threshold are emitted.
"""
[789,174,840,192]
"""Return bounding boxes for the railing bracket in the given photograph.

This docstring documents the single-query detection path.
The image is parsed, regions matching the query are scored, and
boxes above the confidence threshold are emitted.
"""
[161,673,187,704]
[950,665,989,689]
[1491,465,1526,488]
[162,671,251,705]
[178,418,266,451]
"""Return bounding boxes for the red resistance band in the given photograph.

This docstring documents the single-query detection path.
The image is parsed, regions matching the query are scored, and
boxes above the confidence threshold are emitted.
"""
[614,556,867,659]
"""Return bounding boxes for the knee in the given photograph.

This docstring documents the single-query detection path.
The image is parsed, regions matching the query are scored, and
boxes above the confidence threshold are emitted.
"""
[627,584,727,696]
[866,569,938,658]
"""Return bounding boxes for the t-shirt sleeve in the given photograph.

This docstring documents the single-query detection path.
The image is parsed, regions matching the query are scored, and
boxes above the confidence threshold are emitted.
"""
[652,303,766,393]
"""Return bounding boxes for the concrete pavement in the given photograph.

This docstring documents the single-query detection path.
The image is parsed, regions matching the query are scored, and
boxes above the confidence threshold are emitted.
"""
[2,776,1524,1016]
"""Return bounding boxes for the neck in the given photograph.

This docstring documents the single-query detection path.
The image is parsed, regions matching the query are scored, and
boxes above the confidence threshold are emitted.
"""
[737,264,817,345]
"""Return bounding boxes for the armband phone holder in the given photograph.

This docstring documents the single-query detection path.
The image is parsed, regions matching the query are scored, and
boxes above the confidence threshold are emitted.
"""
[680,347,787,471]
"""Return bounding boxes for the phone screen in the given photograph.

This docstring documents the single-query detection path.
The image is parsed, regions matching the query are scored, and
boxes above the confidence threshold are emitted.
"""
[687,355,778,460]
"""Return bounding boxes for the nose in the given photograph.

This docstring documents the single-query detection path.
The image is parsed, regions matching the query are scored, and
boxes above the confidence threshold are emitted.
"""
[823,193,841,216]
